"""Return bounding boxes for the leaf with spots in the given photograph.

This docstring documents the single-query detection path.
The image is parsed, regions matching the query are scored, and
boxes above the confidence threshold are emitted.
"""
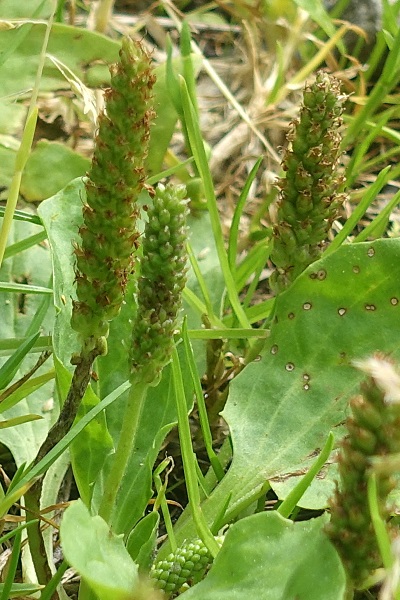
[166,238,400,549]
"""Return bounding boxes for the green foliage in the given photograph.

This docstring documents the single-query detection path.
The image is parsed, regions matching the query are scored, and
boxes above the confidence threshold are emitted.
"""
[20,141,90,202]
[60,499,140,600]
[161,238,400,554]
[182,512,346,600]
[1,1,400,599]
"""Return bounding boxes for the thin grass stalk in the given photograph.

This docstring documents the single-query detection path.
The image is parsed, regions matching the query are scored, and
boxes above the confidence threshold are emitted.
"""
[180,78,252,332]
[182,320,224,482]
[0,4,54,266]
[171,347,220,558]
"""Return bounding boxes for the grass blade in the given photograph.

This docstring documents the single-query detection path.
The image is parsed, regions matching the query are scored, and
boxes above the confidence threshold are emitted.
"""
[180,77,251,331]
[0,332,40,389]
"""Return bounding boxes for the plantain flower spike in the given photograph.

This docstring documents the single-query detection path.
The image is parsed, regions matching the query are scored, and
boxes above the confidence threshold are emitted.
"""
[130,183,189,385]
[327,355,400,587]
[71,37,155,352]
[270,71,348,293]
[151,536,224,596]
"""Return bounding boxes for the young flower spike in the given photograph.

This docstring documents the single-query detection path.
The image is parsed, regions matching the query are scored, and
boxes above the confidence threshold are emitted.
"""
[327,355,400,588]
[27,38,155,586]
[151,537,224,596]
[71,37,155,350]
[270,71,347,293]
[130,183,189,385]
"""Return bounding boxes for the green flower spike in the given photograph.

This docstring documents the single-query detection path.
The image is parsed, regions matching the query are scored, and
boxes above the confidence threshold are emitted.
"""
[71,36,155,351]
[130,183,189,385]
[327,355,400,588]
[27,38,156,587]
[270,71,348,293]
[98,183,188,524]
[151,537,224,596]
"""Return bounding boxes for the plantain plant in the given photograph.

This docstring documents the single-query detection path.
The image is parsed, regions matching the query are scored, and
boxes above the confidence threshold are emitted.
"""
[1,2,400,600]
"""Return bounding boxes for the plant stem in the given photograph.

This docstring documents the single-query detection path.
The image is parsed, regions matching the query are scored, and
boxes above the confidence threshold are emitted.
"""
[35,346,102,464]
[278,432,334,519]
[98,376,149,524]
[24,483,54,590]
[0,109,37,267]
[182,320,224,482]
[171,346,220,558]
[368,472,393,571]
[153,458,177,553]
[94,0,115,33]
[180,78,252,334]
[25,343,102,589]
[0,4,54,266]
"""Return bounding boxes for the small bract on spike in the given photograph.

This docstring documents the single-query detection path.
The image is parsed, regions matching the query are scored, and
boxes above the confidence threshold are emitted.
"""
[269,71,348,293]
[327,354,400,587]
[130,183,189,385]
[71,37,156,352]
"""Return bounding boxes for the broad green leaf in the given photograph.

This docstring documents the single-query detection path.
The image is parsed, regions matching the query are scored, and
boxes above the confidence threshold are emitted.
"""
[0,0,53,18]
[223,238,400,513]
[37,177,83,364]
[0,23,120,97]
[0,218,54,465]
[0,145,17,193]
[60,499,139,600]
[21,141,90,202]
[0,101,25,135]
[183,512,346,600]
[163,238,400,553]
[126,512,159,572]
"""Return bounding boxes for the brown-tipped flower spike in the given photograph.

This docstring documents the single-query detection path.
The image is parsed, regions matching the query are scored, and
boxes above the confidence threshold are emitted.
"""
[270,71,348,293]
[130,183,189,385]
[71,37,155,350]
[327,355,400,587]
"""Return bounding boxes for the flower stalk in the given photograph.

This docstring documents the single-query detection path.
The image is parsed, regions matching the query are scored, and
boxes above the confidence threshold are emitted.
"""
[99,183,189,527]
[27,37,155,587]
